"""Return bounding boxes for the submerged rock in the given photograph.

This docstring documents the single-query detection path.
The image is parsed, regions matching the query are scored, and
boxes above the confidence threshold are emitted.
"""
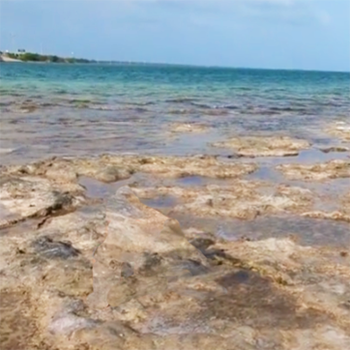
[3,154,258,181]
[277,159,350,180]
[326,121,350,142]
[169,122,210,133]
[134,182,314,220]
[211,135,310,157]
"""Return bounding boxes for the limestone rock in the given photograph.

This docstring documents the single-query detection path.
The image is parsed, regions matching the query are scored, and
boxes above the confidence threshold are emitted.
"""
[1,170,349,349]
[0,176,84,228]
[211,135,310,157]
[277,160,350,180]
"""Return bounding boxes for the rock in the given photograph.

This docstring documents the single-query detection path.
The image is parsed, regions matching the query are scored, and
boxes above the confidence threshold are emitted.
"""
[169,122,210,133]
[326,121,350,142]
[1,165,350,349]
[211,135,310,157]
[45,168,78,183]
[277,159,350,180]
[134,182,314,219]
[0,176,84,228]
[3,154,258,180]
[32,236,81,259]
[319,146,349,153]
[94,166,131,183]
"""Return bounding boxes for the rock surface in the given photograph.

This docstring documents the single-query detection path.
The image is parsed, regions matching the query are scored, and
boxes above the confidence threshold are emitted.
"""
[3,154,258,181]
[211,136,310,157]
[134,182,314,220]
[276,160,350,181]
[326,121,350,142]
[1,157,349,350]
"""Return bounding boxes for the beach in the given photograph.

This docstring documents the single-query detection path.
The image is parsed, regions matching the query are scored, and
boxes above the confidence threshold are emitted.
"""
[0,62,350,349]
[0,54,22,62]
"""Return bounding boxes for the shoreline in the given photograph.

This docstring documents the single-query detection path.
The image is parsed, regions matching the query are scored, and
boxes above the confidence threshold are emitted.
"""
[0,54,21,62]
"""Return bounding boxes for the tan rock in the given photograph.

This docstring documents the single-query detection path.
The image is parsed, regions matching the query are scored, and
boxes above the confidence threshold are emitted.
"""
[326,121,350,142]
[134,182,314,220]
[211,135,310,157]
[4,154,258,181]
[1,162,349,350]
[0,176,84,228]
[277,159,350,180]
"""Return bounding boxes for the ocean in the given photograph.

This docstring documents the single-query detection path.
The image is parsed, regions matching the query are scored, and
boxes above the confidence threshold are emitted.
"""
[0,62,349,164]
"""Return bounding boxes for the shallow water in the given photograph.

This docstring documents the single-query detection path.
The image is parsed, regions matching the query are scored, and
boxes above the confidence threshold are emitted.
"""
[1,63,349,164]
[1,63,350,250]
[171,213,350,247]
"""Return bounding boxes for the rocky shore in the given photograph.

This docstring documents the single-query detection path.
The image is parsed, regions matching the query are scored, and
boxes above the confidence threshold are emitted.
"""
[1,132,350,350]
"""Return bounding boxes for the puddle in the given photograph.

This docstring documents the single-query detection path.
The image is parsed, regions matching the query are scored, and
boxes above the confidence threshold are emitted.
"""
[247,166,284,182]
[141,195,177,209]
[78,176,137,198]
[176,175,205,187]
[171,213,350,247]
[79,176,115,198]
[171,174,244,188]
[244,148,349,170]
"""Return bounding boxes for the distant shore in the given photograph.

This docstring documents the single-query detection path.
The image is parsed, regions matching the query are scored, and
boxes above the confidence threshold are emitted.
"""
[0,54,22,62]
[0,52,93,64]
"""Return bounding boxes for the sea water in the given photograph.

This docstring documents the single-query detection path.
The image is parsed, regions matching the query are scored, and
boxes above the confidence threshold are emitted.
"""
[0,62,349,164]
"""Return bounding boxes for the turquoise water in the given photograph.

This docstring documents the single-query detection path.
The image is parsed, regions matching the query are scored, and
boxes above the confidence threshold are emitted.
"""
[0,62,349,163]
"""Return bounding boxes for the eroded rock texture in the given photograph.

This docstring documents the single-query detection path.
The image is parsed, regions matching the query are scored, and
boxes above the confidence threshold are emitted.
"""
[1,155,349,350]
[211,136,310,157]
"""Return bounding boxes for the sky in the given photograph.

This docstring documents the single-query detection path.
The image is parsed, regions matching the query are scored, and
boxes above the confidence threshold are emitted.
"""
[0,0,349,71]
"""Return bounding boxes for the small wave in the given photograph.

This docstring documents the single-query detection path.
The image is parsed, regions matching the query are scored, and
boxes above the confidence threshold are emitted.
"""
[132,101,155,106]
[190,102,212,109]
[55,89,68,94]
[0,148,16,154]
[168,109,194,115]
[68,99,93,104]
[269,106,308,113]
[0,101,13,107]
[166,98,196,103]
[222,105,239,110]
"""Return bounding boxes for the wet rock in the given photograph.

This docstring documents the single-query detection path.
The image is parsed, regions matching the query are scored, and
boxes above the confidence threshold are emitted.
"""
[135,182,314,220]
[326,121,350,142]
[277,159,350,180]
[190,237,216,251]
[320,146,349,153]
[211,135,310,157]
[1,170,350,349]
[169,122,210,133]
[32,236,81,259]
[0,176,83,228]
[3,154,258,180]
[45,167,78,183]
[94,166,132,183]
[19,101,38,113]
